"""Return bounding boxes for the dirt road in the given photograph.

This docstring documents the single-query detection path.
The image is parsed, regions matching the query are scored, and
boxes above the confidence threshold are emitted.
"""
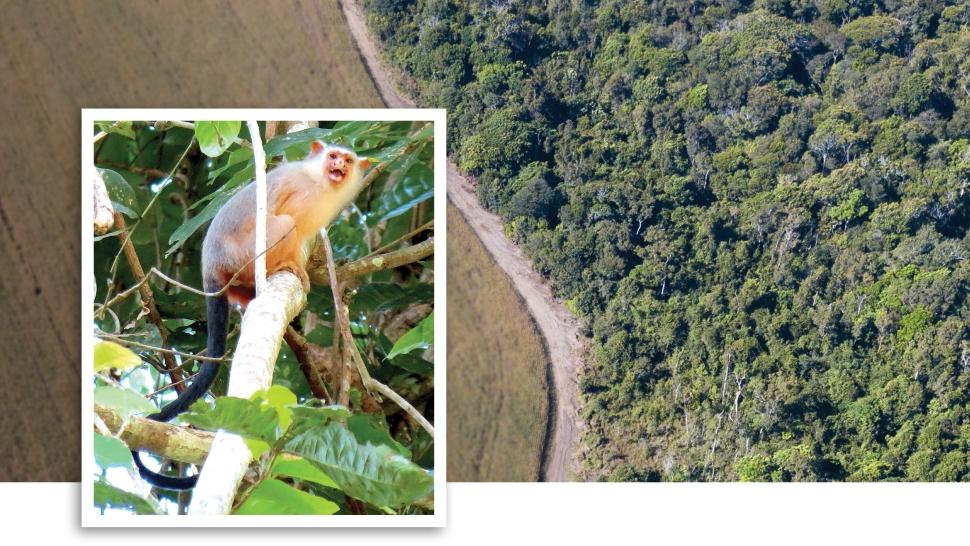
[339,0,583,481]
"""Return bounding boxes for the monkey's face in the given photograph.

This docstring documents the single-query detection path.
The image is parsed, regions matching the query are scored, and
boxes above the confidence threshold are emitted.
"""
[324,148,358,185]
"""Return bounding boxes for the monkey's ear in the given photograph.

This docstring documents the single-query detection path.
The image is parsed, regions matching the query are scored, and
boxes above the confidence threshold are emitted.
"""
[310,141,325,156]
[359,157,371,170]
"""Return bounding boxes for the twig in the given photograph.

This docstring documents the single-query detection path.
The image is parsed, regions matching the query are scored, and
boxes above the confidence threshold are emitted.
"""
[320,229,357,407]
[363,219,433,259]
[248,120,268,296]
[308,237,435,285]
[95,333,230,364]
[320,231,434,438]
[112,212,186,391]
[107,137,195,276]
[283,327,332,401]
[95,227,297,316]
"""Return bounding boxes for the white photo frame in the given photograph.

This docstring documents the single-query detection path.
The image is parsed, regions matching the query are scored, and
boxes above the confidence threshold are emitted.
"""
[81,108,446,527]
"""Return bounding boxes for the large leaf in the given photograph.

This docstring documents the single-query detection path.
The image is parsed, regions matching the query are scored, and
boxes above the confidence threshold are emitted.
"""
[98,168,140,218]
[368,163,434,226]
[289,404,352,434]
[195,121,241,158]
[271,457,339,489]
[93,479,163,515]
[94,384,156,418]
[94,433,135,470]
[264,128,334,157]
[93,341,142,372]
[234,478,339,515]
[347,414,411,459]
[386,312,435,359]
[181,396,280,443]
[285,423,433,508]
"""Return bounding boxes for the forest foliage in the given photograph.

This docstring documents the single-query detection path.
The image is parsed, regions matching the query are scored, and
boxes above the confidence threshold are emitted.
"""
[364,0,970,481]
[92,120,435,513]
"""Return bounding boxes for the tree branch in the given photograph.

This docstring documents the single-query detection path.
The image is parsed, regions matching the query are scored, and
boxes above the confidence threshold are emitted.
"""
[187,272,306,515]
[95,404,213,467]
[307,237,435,285]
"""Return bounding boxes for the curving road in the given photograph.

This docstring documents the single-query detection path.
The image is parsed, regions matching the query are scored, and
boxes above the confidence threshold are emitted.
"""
[338,0,584,481]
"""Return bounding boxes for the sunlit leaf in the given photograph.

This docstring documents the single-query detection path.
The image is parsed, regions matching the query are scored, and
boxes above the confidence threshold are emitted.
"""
[94,479,163,515]
[271,457,339,489]
[182,396,280,443]
[96,121,135,140]
[98,168,140,218]
[195,121,241,158]
[94,384,156,418]
[93,341,142,372]
[94,433,135,470]
[386,312,434,359]
[252,385,298,431]
[234,478,339,515]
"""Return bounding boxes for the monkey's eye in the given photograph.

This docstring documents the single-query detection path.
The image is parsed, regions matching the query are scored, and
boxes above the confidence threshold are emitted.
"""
[346,158,354,165]
[329,153,337,159]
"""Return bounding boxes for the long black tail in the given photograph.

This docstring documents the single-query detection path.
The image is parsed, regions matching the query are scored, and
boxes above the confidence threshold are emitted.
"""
[132,293,229,490]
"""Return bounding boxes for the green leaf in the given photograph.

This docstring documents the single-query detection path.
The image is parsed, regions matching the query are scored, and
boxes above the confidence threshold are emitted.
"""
[165,185,237,257]
[182,396,280,443]
[195,121,241,158]
[388,352,434,375]
[368,163,434,226]
[98,168,140,218]
[252,385,297,431]
[351,283,434,315]
[234,478,339,515]
[206,147,253,182]
[263,128,334,157]
[96,121,135,140]
[285,423,433,508]
[347,414,412,459]
[327,213,369,261]
[93,341,142,372]
[386,312,434,359]
[94,384,156,418]
[289,404,352,434]
[94,433,135,470]
[94,479,163,515]
[152,289,208,321]
[271,457,339,489]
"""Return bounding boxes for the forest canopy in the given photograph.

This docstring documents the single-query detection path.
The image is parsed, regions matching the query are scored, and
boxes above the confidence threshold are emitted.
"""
[363,0,970,481]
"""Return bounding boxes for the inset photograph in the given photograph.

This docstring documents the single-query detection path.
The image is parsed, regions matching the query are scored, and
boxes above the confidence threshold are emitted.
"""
[82,110,444,525]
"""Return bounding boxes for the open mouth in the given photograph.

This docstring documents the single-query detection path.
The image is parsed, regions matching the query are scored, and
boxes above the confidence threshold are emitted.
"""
[328,168,346,182]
